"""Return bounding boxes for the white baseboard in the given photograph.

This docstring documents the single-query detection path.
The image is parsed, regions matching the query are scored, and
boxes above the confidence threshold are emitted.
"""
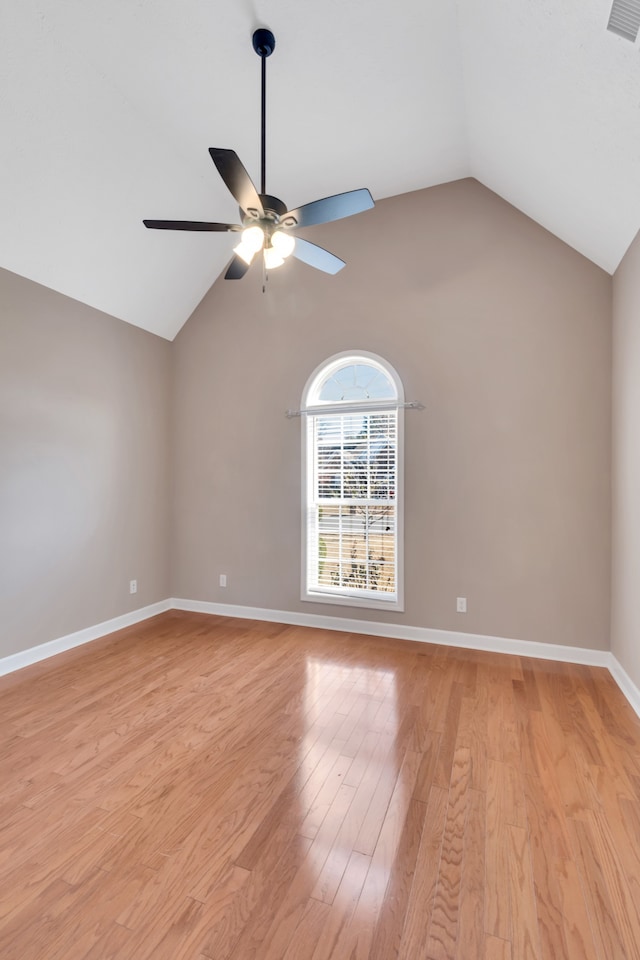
[0,599,172,678]
[607,656,640,719]
[170,597,612,667]
[3,596,639,722]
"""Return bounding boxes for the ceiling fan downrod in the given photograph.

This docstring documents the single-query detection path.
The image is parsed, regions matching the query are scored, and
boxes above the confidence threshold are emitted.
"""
[252,28,276,197]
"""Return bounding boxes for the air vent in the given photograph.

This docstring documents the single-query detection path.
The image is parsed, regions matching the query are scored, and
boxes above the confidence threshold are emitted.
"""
[607,0,640,41]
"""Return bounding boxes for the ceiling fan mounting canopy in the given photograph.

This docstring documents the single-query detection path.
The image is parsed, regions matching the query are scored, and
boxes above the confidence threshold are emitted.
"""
[252,28,275,58]
[143,27,374,280]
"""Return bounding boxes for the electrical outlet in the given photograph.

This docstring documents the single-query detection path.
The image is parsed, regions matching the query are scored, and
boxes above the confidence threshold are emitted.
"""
[219,574,227,588]
[456,597,467,613]
[129,580,137,595]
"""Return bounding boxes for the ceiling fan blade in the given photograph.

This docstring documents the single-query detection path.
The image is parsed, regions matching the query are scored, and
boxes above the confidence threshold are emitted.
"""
[209,148,264,219]
[224,254,251,280]
[282,188,374,229]
[292,238,345,275]
[143,220,241,232]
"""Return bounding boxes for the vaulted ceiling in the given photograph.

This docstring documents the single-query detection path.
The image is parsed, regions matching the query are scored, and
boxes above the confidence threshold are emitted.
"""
[3,0,640,340]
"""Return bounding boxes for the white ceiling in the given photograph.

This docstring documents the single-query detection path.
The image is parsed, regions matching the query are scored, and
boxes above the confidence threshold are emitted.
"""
[2,0,640,340]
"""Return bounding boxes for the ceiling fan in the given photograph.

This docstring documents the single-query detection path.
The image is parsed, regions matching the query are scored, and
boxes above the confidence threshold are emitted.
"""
[143,28,375,280]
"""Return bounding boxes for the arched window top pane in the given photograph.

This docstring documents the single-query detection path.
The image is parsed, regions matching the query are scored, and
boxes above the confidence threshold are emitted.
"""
[309,357,398,405]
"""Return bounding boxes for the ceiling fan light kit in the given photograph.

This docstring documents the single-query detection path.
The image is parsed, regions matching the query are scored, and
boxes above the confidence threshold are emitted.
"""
[143,28,375,281]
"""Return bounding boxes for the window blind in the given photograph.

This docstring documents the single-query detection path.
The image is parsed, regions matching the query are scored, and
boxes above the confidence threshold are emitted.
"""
[307,409,398,601]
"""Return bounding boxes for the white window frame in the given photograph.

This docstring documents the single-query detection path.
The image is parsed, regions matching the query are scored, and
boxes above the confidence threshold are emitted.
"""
[301,350,404,611]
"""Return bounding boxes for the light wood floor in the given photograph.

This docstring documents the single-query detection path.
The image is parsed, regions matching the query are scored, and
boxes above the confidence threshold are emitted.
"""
[1,612,640,960]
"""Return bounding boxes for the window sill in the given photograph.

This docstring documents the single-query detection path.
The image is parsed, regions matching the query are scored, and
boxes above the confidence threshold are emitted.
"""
[302,589,404,613]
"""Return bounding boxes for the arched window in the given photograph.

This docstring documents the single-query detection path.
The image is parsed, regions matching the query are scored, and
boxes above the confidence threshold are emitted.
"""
[301,351,404,610]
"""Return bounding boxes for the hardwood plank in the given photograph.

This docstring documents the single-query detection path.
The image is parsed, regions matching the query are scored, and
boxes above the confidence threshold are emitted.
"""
[310,753,390,904]
[507,824,542,960]
[554,672,605,767]
[280,898,331,960]
[520,660,543,712]
[525,777,570,960]
[457,686,488,791]
[80,922,133,960]
[342,728,384,788]
[432,682,464,788]
[199,834,309,960]
[518,709,572,860]
[485,934,512,960]
[568,818,629,959]
[310,851,371,960]
[299,752,354,839]
[396,784,448,960]
[485,760,512,941]
[425,746,472,959]
[554,859,600,960]
[412,730,441,803]
[327,746,422,960]
[234,783,356,960]
[353,708,417,856]
[368,798,426,960]
[581,806,640,957]
[421,648,456,737]
[457,787,485,959]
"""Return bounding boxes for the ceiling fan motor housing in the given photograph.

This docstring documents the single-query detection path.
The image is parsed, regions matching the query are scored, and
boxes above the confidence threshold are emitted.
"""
[244,194,287,223]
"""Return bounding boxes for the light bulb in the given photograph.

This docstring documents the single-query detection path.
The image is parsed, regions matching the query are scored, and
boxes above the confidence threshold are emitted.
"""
[242,226,265,252]
[233,225,264,265]
[271,230,295,259]
[264,245,285,270]
[233,240,255,265]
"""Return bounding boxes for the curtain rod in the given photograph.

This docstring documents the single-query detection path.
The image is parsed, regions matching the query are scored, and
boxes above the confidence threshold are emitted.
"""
[285,400,424,419]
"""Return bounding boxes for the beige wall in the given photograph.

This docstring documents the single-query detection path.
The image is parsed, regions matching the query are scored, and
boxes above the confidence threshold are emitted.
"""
[172,178,612,649]
[612,229,640,685]
[1,179,613,660]
[0,267,171,657]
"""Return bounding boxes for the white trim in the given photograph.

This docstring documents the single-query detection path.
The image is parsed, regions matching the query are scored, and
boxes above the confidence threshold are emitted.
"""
[0,600,171,677]
[608,655,640,719]
[2,596,639,723]
[301,350,405,407]
[303,587,403,612]
[300,350,405,613]
[170,598,611,667]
